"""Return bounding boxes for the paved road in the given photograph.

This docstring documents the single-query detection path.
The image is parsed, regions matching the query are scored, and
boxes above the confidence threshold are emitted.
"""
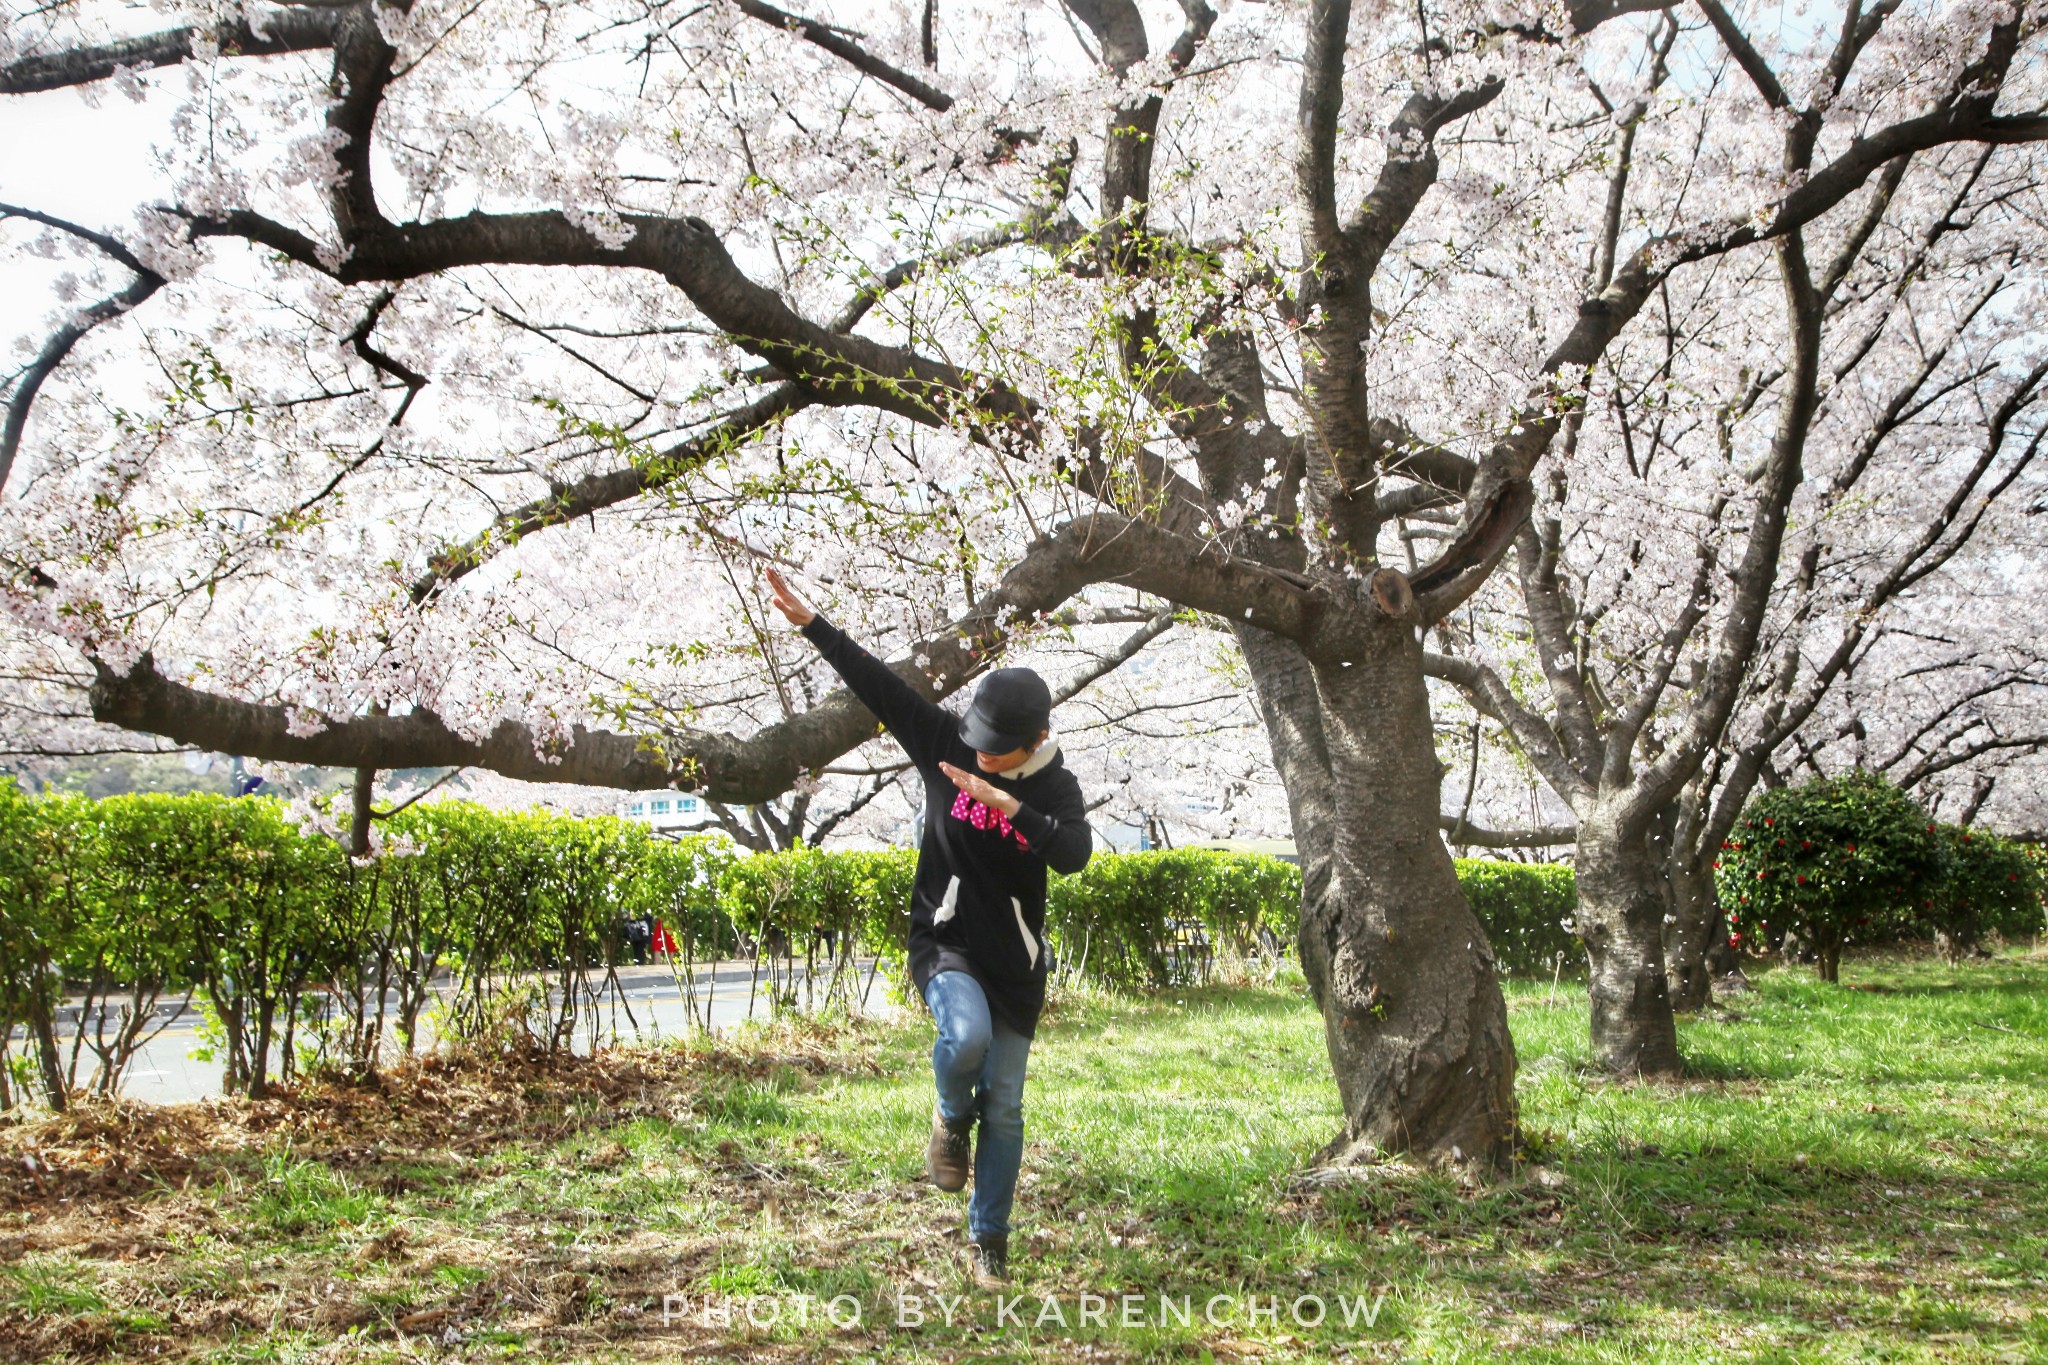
[19,959,904,1105]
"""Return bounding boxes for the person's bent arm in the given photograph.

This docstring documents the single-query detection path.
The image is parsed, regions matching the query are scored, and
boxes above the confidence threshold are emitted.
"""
[942,761,1093,874]
[1012,783,1093,875]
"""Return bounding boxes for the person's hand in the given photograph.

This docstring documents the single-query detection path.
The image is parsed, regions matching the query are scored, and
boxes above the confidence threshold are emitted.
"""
[939,761,1021,817]
[763,566,816,627]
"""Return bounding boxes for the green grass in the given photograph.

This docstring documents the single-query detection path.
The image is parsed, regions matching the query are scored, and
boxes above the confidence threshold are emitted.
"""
[247,1150,380,1235]
[4,1256,111,1315]
[3,948,2045,1362]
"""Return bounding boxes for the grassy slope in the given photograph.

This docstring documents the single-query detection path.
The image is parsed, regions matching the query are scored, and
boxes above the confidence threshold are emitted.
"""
[2,948,2044,1363]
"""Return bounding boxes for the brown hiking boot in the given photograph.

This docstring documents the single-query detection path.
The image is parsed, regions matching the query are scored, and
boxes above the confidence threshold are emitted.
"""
[925,1106,973,1191]
[969,1232,1009,1285]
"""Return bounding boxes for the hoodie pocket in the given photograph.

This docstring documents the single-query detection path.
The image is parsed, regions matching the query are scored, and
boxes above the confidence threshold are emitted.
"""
[1011,896,1039,969]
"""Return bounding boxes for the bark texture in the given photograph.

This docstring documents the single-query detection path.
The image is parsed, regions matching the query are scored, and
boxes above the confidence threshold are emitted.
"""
[1662,854,1721,1013]
[1573,816,1684,1076]
[1289,618,1518,1167]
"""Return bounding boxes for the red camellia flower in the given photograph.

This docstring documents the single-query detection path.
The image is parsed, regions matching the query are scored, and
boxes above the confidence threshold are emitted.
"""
[1764,818,1775,826]
[1795,875,1808,885]
[1801,840,1811,850]
[1847,844,1857,853]
[1713,861,1722,870]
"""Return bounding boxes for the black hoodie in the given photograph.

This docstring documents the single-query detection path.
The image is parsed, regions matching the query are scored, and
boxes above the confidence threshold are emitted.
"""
[800,616,1092,1037]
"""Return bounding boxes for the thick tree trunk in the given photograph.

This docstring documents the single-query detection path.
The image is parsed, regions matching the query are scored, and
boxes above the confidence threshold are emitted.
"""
[1573,817,1683,1077]
[1231,625,1338,903]
[1663,853,1716,1012]
[1285,621,1518,1170]
[1704,906,1743,980]
[1665,854,1744,1009]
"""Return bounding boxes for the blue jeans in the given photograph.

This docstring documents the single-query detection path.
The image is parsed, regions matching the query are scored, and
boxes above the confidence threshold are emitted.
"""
[922,970,1031,1240]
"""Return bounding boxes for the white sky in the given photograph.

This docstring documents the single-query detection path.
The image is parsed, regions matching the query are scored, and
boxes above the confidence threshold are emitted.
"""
[3,82,174,334]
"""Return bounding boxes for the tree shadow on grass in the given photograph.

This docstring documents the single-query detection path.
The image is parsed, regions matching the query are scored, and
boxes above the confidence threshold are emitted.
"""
[1661,1049,1763,1083]
[1290,1137,2048,1357]
[1010,1121,2047,1361]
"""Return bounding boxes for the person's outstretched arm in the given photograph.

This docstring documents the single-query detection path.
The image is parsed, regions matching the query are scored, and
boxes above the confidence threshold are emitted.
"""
[765,567,955,766]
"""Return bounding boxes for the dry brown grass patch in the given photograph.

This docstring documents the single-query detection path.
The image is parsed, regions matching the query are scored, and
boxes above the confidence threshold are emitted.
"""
[0,1014,885,1215]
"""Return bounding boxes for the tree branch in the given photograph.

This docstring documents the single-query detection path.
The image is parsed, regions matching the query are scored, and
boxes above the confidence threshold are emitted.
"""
[1049,610,1176,703]
[1894,732,2048,791]
[84,513,1293,796]
[91,522,1096,798]
[732,0,956,112]
[0,205,164,495]
[1693,0,1791,110]
[1410,21,2048,622]
[0,7,344,94]
[1442,815,1578,849]
[1601,510,1720,787]
[1513,522,1602,772]
[410,383,809,603]
[1424,650,1595,808]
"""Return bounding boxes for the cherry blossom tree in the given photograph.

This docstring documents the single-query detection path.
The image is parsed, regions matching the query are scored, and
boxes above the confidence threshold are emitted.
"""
[1792,623,2047,829]
[1431,93,2048,1071]
[6,0,2047,1165]
[1654,443,2048,1007]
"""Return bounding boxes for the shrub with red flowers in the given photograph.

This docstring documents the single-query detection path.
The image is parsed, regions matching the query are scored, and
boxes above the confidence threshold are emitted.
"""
[1715,771,1945,982]
[1926,824,2047,963]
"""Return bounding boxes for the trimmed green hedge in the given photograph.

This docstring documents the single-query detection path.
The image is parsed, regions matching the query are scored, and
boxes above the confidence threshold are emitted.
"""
[1454,859,1581,976]
[1045,847,1298,988]
[1,783,1592,1105]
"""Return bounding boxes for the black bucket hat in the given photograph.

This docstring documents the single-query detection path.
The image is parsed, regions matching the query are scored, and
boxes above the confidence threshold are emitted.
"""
[958,667,1052,754]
